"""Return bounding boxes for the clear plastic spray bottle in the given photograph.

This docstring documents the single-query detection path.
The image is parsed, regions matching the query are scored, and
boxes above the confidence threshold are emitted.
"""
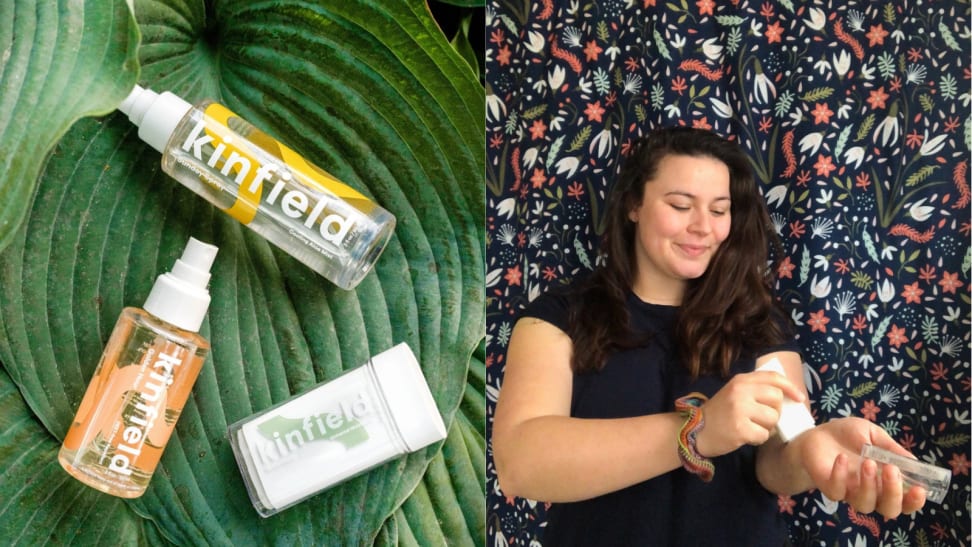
[59,237,217,498]
[117,85,395,290]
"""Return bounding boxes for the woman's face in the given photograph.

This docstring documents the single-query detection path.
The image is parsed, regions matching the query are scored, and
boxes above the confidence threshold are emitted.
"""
[626,153,732,303]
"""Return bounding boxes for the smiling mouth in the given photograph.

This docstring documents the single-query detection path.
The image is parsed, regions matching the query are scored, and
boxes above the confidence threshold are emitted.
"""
[677,244,709,257]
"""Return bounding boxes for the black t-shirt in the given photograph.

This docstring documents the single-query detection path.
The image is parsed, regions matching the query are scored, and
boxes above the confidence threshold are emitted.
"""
[521,288,802,547]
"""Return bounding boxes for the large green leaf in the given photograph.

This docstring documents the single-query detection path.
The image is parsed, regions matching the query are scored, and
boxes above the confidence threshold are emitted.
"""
[0,0,484,544]
[0,365,150,545]
[0,1,139,252]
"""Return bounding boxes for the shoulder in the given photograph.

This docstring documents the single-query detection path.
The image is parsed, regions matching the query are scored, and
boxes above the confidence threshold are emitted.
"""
[519,284,573,332]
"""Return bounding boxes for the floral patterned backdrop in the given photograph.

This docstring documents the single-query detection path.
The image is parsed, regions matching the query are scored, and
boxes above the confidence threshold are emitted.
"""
[484,0,970,545]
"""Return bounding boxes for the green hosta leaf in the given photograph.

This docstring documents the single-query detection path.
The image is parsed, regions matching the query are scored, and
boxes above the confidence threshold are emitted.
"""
[0,365,148,545]
[379,347,486,546]
[449,11,481,79]
[0,0,484,545]
[0,0,139,253]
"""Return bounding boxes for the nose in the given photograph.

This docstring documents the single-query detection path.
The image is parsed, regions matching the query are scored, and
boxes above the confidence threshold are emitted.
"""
[688,210,711,235]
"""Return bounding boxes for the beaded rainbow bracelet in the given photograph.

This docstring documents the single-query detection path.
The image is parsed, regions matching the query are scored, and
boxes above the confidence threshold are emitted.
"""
[674,392,715,482]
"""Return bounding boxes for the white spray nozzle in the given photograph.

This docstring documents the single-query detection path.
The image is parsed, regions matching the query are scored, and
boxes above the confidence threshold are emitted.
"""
[171,237,219,288]
[118,84,154,124]
[143,237,219,333]
[117,84,192,153]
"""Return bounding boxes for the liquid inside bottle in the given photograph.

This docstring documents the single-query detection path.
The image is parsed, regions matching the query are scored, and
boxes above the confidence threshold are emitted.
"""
[58,307,209,498]
[119,86,396,289]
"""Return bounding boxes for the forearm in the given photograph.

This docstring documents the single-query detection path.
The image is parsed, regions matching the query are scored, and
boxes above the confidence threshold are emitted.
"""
[493,412,684,502]
[755,435,814,495]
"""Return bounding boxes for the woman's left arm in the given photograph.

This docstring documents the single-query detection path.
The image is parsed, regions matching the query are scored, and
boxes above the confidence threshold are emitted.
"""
[755,351,927,519]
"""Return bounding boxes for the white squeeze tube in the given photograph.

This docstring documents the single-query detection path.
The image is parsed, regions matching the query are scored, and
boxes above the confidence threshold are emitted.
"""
[117,86,396,290]
[755,358,816,442]
[227,343,447,517]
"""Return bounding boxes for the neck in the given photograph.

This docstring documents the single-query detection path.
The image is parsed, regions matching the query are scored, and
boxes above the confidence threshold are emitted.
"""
[631,277,685,306]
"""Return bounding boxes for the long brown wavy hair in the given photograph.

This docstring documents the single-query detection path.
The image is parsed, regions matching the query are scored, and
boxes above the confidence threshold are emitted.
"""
[566,126,790,378]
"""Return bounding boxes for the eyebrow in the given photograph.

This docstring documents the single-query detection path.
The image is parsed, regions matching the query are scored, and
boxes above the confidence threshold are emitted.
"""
[664,191,731,202]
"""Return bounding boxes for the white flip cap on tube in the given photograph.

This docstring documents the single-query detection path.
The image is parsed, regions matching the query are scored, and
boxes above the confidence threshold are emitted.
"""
[756,357,816,442]
[370,343,448,451]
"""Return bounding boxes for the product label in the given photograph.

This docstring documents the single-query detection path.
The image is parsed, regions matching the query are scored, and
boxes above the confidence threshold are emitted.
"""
[235,369,405,510]
[249,392,372,470]
[180,103,376,247]
[106,349,183,477]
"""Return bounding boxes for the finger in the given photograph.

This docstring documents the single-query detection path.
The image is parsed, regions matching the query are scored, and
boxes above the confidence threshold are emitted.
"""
[754,372,806,403]
[875,464,903,520]
[819,452,850,502]
[901,484,928,514]
[865,426,916,460]
[749,405,782,431]
[849,458,879,514]
[744,423,773,446]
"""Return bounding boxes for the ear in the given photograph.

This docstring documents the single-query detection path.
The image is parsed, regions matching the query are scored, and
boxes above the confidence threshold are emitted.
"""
[627,203,639,223]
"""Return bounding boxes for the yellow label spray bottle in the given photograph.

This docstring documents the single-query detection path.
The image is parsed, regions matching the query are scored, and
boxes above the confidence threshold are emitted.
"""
[118,86,395,290]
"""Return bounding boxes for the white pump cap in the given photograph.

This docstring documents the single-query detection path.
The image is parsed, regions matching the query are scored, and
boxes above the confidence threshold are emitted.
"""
[369,343,447,451]
[144,237,218,332]
[117,84,193,153]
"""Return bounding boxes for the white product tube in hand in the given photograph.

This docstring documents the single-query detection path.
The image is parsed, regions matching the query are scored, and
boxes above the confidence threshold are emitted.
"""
[756,358,816,442]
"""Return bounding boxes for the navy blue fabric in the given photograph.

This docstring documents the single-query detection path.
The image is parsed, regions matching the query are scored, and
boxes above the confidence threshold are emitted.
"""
[521,288,801,546]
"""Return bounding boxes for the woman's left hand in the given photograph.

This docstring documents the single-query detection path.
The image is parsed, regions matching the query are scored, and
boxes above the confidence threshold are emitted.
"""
[790,417,928,519]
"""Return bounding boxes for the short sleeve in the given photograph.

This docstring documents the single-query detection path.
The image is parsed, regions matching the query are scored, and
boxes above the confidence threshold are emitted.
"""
[519,288,571,334]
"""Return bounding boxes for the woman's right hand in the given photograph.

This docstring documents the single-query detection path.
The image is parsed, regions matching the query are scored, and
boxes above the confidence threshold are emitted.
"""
[694,369,806,458]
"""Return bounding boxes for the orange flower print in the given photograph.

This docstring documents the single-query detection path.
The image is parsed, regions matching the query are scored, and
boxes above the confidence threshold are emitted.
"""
[530,168,547,188]
[939,271,964,294]
[764,22,784,44]
[496,45,512,66]
[886,324,909,348]
[529,119,548,140]
[671,75,688,95]
[692,117,712,130]
[867,87,890,110]
[789,220,806,238]
[811,102,834,124]
[584,101,606,122]
[808,309,829,333]
[504,265,522,286]
[583,40,603,62]
[866,24,889,46]
[813,154,837,176]
[860,400,880,421]
[949,453,970,476]
[901,282,924,304]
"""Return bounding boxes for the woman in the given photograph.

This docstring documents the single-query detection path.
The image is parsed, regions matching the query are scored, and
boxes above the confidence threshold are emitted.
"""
[492,127,926,545]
